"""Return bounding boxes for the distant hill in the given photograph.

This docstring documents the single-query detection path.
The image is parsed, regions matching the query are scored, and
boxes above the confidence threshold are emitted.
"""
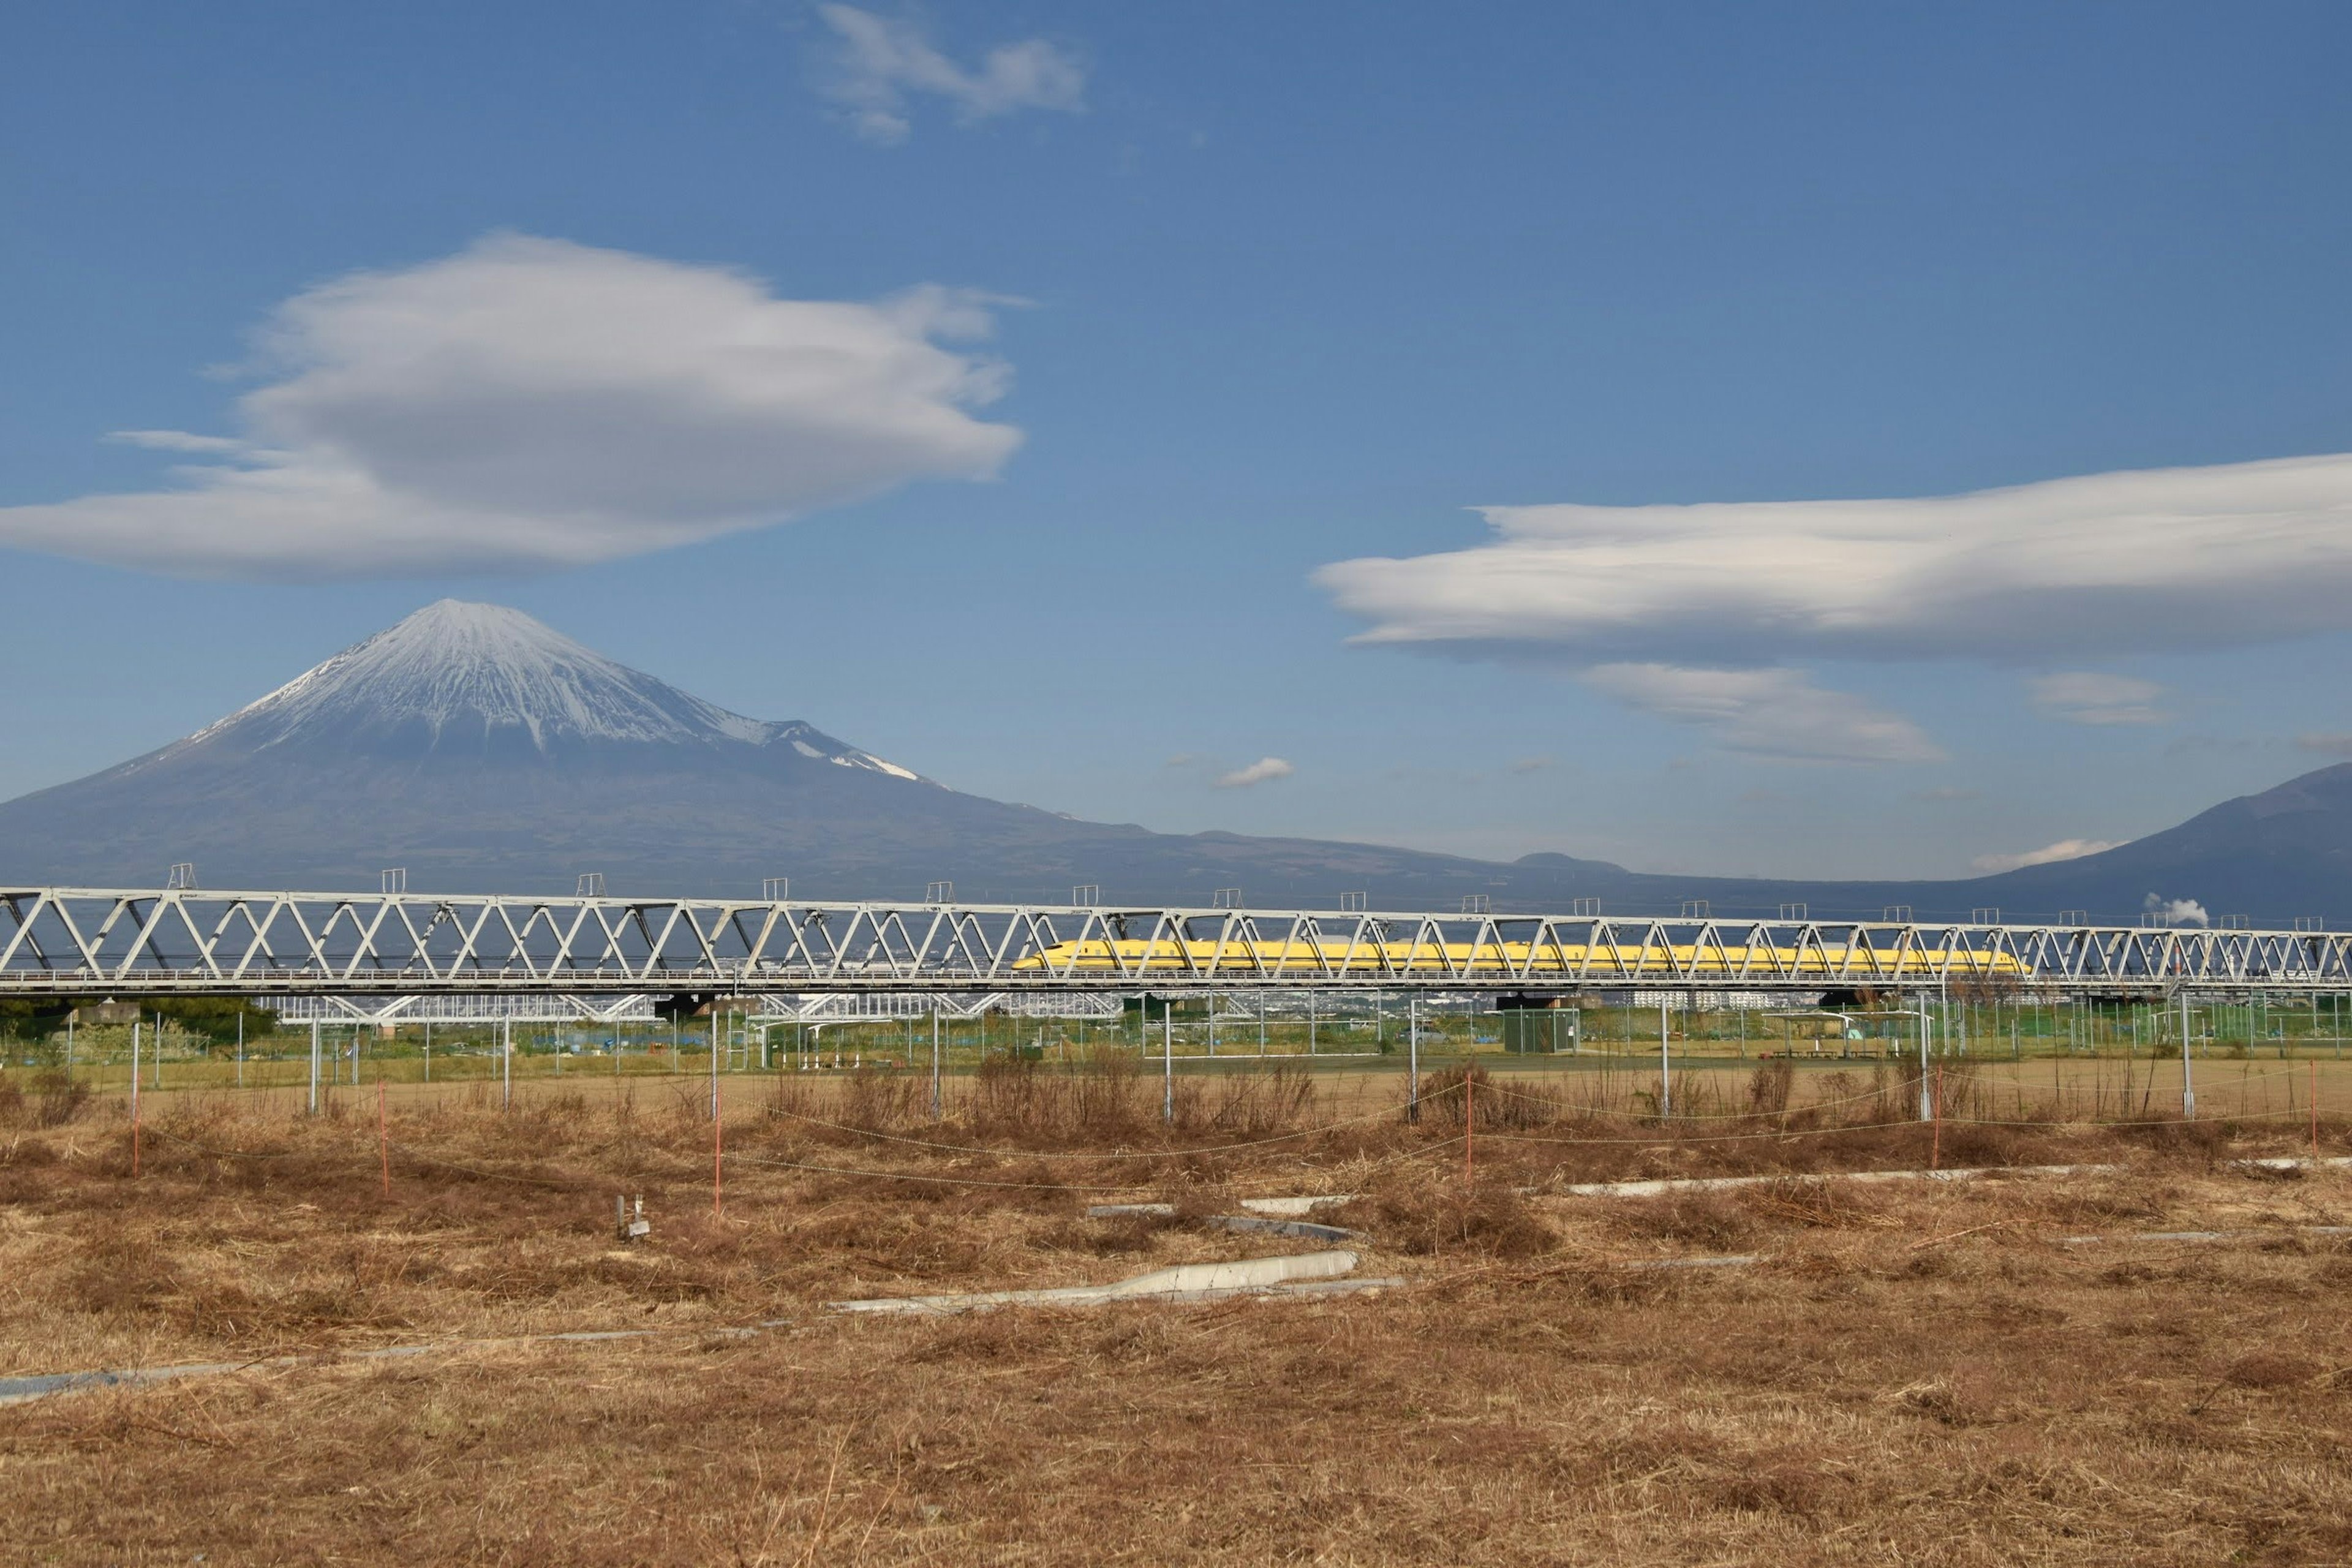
[0,600,2340,927]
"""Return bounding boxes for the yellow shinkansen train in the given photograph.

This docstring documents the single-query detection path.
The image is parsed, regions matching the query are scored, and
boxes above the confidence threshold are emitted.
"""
[1011,938,2030,978]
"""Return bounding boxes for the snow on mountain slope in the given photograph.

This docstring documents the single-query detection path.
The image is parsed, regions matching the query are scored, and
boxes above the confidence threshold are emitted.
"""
[157,600,923,776]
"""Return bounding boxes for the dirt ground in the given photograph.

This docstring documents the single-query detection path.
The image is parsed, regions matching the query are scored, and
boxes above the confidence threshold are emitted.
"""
[4,1062,2350,1564]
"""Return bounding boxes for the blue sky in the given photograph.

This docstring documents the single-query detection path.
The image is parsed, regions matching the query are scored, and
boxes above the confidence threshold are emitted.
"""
[6,1,2352,879]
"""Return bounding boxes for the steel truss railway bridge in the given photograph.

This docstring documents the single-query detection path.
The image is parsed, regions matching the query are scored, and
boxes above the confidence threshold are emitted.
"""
[1,886,2346,1011]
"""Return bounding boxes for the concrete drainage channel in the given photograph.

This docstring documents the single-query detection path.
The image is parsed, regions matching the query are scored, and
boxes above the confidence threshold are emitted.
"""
[828,1250,1398,1316]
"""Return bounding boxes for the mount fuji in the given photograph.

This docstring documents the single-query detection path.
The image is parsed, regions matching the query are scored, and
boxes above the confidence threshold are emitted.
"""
[0,600,1539,902]
[2,598,2349,924]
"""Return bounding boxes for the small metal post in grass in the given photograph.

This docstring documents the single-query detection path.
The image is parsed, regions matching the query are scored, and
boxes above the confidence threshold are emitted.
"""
[931,1009,942,1119]
[130,1019,141,1175]
[2180,991,2196,1121]
[309,1020,321,1115]
[1918,998,1933,1122]
[235,1011,243,1090]
[1930,1063,1943,1169]
[502,1017,512,1110]
[1162,997,1174,1125]
[1408,993,1420,1123]
[1659,997,1670,1119]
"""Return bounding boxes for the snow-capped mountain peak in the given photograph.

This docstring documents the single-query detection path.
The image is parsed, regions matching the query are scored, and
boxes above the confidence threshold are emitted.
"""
[162,599,922,777]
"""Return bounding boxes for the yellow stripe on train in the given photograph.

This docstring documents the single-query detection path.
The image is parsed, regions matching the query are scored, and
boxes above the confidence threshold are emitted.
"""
[1009,940,2029,976]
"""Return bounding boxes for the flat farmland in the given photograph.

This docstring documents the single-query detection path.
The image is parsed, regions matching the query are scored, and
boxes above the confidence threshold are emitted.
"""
[4,1061,2350,1565]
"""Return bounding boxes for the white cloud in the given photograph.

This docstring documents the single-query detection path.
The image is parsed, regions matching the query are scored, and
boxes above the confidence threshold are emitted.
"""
[105,429,246,454]
[2296,732,2352,758]
[2027,672,2169,726]
[1215,756,1295,788]
[819,6,1085,145]
[1970,838,2122,873]
[2145,894,2210,927]
[1578,664,1943,764]
[1314,453,2352,663]
[0,234,1022,579]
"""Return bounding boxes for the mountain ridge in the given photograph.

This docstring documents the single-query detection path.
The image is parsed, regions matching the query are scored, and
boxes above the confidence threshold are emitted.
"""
[1,601,2345,924]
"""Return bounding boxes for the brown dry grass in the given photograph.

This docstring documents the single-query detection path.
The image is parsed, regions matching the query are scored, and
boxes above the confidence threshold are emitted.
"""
[4,1065,2352,1563]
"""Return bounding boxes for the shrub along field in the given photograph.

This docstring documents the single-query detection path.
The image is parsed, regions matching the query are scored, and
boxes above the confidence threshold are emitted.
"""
[3,1056,2350,1564]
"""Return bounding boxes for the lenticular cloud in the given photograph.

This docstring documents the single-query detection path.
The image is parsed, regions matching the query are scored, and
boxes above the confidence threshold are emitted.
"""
[0,235,1025,579]
[1315,453,2352,664]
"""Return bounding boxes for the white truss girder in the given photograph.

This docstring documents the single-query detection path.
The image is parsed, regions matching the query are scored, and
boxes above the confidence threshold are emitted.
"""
[265,993,660,1025]
[752,992,1128,1023]
[0,886,2345,999]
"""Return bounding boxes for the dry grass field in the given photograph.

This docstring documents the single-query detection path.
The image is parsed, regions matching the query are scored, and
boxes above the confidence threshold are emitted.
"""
[4,1056,2351,1564]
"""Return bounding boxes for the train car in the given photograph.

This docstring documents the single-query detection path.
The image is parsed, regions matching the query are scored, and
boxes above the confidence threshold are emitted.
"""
[1009,937,2029,980]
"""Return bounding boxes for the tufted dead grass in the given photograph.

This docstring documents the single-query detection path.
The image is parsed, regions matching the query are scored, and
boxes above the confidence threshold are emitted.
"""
[2,1075,2350,1563]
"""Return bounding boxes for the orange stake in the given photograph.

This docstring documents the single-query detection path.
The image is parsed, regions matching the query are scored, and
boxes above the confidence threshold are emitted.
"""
[1929,1064,1943,1171]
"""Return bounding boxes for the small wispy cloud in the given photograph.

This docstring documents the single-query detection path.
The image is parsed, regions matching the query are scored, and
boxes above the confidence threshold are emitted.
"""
[818,6,1085,145]
[1506,756,1551,775]
[1910,786,1981,802]
[2028,672,2169,726]
[2296,732,2352,758]
[106,429,248,454]
[1215,756,1295,789]
[1970,838,2121,873]
[1578,664,1943,764]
